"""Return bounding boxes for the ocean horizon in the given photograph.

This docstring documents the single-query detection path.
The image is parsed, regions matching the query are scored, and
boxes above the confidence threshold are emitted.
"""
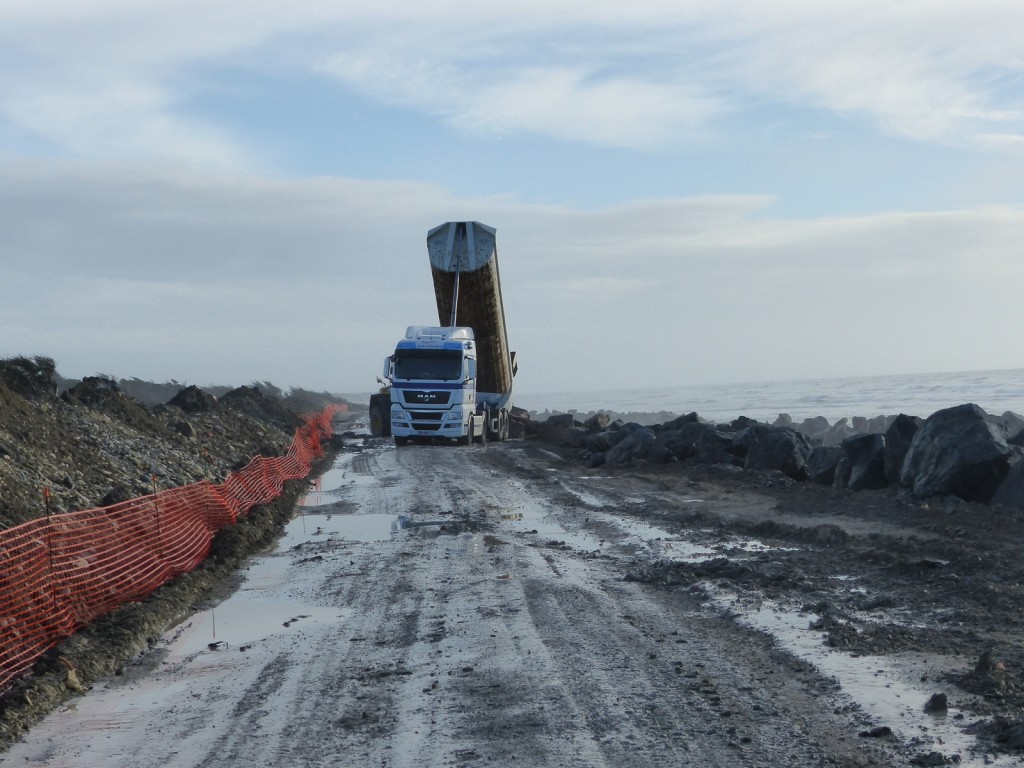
[515,367,1024,425]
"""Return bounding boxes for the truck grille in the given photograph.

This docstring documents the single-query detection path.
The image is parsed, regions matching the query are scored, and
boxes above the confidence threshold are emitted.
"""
[408,411,443,421]
[403,390,451,405]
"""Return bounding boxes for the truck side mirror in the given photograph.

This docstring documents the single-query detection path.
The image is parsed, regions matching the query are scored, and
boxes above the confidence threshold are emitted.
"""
[383,356,393,379]
[466,359,476,381]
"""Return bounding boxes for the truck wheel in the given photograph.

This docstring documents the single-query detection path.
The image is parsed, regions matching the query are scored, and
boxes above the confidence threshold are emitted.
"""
[465,417,474,446]
[369,405,391,437]
[499,410,509,441]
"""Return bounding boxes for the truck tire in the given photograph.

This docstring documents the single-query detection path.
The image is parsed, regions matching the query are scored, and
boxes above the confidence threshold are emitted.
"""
[368,394,391,437]
[465,417,475,446]
[499,410,509,441]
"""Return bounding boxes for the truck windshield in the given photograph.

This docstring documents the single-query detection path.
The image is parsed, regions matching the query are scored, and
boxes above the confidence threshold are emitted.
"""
[393,349,463,381]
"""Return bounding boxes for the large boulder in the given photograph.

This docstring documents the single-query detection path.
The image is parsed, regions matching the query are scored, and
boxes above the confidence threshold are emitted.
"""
[899,403,1012,503]
[168,385,218,413]
[992,459,1024,510]
[605,425,674,466]
[659,422,734,463]
[733,424,812,481]
[607,422,648,446]
[822,418,855,447]
[840,432,888,491]
[662,412,702,430]
[584,430,616,454]
[795,416,832,443]
[534,413,581,443]
[991,411,1024,439]
[807,446,844,485]
[508,406,531,439]
[884,414,923,483]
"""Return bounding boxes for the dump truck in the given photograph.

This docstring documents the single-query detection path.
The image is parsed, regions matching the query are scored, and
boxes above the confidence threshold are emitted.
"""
[369,221,517,445]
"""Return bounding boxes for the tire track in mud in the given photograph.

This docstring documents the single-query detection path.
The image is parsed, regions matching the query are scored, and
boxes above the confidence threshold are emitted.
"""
[330,444,895,767]
[3,440,906,767]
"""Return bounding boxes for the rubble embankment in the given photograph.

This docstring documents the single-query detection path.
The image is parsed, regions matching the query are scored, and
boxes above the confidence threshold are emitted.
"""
[0,356,348,749]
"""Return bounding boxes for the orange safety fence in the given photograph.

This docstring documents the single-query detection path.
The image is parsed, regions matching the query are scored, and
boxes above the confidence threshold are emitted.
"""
[0,403,345,693]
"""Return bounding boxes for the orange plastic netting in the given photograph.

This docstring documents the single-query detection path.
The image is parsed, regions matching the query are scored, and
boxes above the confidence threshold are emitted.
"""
[0,404,343,692]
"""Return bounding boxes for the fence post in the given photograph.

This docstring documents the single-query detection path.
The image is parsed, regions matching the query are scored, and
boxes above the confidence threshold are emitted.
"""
[151,474,163,557]
[44,487,60,616]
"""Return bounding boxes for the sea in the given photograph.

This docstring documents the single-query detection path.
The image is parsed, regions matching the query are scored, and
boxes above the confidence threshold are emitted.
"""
[516,368,1024,425]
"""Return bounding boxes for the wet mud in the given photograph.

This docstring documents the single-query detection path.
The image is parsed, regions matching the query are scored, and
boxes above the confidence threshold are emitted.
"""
[7,436,1024,766]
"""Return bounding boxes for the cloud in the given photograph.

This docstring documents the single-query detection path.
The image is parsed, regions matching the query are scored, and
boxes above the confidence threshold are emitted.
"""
[3,161,1023,393]
[2,1,1023,165]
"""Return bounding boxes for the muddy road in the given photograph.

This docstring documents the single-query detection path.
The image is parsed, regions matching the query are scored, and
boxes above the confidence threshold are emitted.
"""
[4,437,1019,767]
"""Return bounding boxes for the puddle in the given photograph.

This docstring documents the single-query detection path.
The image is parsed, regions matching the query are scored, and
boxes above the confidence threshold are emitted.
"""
[719,594,1013,766]
[495,499,607,552]
[298,450,386,507]
[173,596,346,658]
[284,511,406,546]
[298,466,350,506]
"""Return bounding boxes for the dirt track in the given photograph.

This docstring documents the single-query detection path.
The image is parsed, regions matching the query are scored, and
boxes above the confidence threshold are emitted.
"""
[6,434,1024,767]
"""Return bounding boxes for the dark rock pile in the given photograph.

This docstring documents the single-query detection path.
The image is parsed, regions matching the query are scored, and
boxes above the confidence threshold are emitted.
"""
[535,402,1024,508]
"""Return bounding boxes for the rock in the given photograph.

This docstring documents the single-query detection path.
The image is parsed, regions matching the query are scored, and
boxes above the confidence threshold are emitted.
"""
[773,413,793,427]
[168,385,218,413]
[795,416,832,443]
[734,425,812,481]
[663,412,701,429]
[606,426,673,466]
[508,407,531,439]
[994,410,1024,438]
[841,433,888,491]
[822,418,855,447]
[924,692,948,713]
[606,422,647,446]
[584,431,615,453]
[806,446,844,486]
[729,416,761,431]
[534,413,580,444]
[884,414,923,484]
[583,412,610,431]
[900,403,1012,503]
[910,751,955,766]
[545,413,577,427]
[100,484,135,507]
[659,423,734,463]
[866,415,894,434]
[563,427,589,448]
[859,726,893,738]
[993,718,1024,749]
[992,459,1024,510]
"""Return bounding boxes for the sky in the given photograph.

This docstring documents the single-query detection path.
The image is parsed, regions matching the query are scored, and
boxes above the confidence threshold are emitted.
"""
[2,0,1024,402]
